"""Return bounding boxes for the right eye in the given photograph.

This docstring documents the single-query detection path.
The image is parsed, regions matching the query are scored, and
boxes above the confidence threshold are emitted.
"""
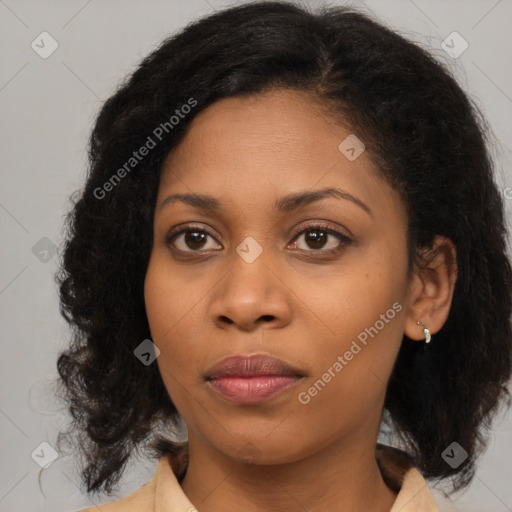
[166,225,223,253]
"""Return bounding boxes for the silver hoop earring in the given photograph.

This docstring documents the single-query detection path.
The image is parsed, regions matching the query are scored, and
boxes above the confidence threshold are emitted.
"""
[416,320,431,344]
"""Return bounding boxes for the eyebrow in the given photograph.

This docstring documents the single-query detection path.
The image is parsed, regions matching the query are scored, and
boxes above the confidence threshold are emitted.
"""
[159,187,372,217]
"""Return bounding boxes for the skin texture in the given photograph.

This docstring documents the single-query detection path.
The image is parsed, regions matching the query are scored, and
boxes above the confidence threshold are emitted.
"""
[144,88,457,512]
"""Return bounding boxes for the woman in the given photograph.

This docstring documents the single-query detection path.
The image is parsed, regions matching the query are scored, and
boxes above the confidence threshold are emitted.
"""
[55,2,512,511]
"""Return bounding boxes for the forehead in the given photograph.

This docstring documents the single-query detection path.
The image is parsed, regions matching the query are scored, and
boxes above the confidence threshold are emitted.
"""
[163,89,349,172]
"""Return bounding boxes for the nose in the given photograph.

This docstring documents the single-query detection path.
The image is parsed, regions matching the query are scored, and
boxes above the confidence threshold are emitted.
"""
[208,248,293,332]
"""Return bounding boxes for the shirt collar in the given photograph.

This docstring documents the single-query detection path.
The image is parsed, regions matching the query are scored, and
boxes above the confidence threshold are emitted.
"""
[376,444,438,512]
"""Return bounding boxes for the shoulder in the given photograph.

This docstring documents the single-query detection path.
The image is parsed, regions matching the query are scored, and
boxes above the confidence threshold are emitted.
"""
[76,477,155,512]
[376,444,438,512]
[74,453,181,512]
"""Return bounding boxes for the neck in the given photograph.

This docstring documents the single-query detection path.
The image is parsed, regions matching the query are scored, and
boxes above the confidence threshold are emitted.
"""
[180,433,397,512]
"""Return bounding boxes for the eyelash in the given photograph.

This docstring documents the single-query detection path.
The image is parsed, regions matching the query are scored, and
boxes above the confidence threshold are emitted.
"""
[165,222,352,257]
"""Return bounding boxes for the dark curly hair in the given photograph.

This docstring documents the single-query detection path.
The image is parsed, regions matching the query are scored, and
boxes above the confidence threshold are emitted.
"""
[55,0,512,497]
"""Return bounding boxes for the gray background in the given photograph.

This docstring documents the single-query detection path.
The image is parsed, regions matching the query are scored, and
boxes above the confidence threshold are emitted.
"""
[1,1,511,511]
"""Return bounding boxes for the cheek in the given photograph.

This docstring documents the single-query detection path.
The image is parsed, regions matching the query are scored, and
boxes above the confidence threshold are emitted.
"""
[291,249,405,349]
[144,252,214,402]
[291,250,407,413]
[144,251,208,344]
[294,313,404,445]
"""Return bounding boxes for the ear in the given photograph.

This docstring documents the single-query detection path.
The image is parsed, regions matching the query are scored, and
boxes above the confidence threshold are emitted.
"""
[404,235,458,341]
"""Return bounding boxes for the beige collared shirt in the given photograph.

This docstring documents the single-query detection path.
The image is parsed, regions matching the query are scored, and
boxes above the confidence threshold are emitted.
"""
[78,445,438,511]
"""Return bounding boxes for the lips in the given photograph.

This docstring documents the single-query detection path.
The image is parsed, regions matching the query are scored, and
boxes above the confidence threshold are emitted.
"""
[205,354,305,403]
[205,354,305,379]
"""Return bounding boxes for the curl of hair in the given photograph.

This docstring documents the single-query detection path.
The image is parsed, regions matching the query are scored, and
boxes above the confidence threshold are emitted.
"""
[55,0,512,496]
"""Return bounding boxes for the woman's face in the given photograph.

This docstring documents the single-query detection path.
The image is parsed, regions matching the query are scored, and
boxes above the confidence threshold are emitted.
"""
[144,88,413,464]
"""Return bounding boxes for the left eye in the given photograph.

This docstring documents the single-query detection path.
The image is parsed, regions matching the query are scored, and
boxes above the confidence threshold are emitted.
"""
[289,226,350,252]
